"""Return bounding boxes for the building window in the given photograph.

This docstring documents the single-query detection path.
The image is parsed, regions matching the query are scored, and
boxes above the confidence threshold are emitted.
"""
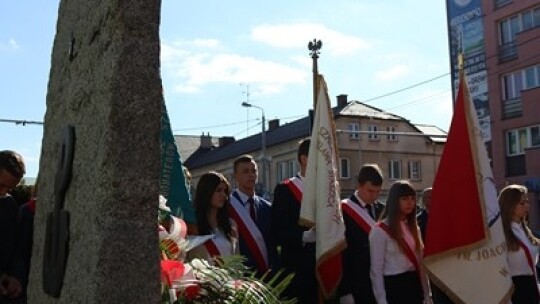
[339,158,350,179]
[523,65,540,90]
[506,125,540,156]
[532,126,540,147]
[388,160,401,179]
[288,160,296,177]
[387,126,397,141]
[499,16,520,45]
[502,71,522,100]
[348,123,360,139]
[368,124,379,141]
[499,6,540,45]
[277,160,296,182]
[408,160,422,180]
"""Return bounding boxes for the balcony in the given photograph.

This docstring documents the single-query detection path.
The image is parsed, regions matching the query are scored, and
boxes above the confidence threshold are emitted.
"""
[502,97,522,119]
[494,0,512,9]
[506,154,526,177]
[499,41,517,63]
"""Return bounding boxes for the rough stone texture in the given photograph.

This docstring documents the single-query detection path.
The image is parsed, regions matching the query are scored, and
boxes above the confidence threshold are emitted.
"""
[28,0,162,303]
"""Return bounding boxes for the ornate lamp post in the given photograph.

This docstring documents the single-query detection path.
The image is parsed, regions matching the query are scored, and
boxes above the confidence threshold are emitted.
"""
[308,39,322,109]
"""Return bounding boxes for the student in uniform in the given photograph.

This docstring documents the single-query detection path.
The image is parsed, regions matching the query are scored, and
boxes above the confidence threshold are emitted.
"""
[339,163,385,304]
[188,171,238,262]
[369,180,431,304]
[0,150,25,303]
[228,155,277,276]
[499,184,539,304]
[272,138,317,303]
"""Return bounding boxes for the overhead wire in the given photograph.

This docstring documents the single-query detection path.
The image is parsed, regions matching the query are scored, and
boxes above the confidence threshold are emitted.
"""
[5,33,540,133]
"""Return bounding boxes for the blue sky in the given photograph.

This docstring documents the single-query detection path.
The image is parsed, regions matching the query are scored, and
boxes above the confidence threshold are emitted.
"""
[1,1,452,178]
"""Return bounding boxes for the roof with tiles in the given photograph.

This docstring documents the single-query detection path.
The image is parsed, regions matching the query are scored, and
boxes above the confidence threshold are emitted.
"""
[182,99,446,169]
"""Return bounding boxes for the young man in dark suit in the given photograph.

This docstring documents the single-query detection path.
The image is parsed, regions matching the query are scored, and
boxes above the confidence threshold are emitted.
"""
[272,138,317,303]
[229,154,277,276]
[0,150,25,303]
[416,187,432,240]
[339,164,385,304]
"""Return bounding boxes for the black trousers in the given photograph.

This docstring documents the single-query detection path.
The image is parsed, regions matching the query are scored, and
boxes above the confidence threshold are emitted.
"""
[512,275,539,304]
[384,271,424,304]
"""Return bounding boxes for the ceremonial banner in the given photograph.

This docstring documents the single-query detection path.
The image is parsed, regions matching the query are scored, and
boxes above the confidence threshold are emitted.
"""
[160,99,196,224]
[299,75,346,299]
[423,71,512,303]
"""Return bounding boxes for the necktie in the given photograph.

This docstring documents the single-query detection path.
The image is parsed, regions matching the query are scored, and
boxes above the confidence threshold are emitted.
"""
[366,204,375,220]
[247,197,256,221]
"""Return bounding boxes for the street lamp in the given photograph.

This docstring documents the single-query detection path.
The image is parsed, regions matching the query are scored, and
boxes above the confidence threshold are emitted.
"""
[241,102,267,197]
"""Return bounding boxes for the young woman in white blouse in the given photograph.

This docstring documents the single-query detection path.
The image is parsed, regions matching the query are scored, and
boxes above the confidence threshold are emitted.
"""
[499,184,539,304]
[188,171,238,262]
[369,180,431,304]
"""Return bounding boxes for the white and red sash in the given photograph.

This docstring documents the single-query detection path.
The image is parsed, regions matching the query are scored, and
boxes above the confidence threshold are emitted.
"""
[283,176,303,203]
[341,198,376,235]
[202,236,232,258]
[378,222,421,277]
[203,239,221,257]
[517,239,540,295]
[228,191,268,273]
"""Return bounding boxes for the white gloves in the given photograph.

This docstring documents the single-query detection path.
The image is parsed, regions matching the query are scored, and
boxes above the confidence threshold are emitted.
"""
[302,227,316,243]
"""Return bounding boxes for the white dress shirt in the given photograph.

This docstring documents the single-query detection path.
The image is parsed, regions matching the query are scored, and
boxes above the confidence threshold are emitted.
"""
[234,189,260,213]
[353,191,376,219]
[508,222,539,277]
[369,220,430,304]
[187,228,238,264]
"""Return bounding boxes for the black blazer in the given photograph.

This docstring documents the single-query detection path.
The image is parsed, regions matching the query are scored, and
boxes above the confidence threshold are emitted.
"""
[272,180,317,303]
[416,209,429,241]
[339,195,384,304]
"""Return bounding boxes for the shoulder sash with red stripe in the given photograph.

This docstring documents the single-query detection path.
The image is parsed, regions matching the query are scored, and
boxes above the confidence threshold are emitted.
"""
[283,176,303,203]
[229,191,269,273]
[27,198,36,214]
[341,198,376,234]
[378,222,420,276]
[203,238,222,258]
[202,233,234,258]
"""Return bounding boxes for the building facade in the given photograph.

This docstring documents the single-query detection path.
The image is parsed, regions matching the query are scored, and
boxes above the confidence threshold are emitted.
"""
[182,95,446,201]
[482,0,540,229]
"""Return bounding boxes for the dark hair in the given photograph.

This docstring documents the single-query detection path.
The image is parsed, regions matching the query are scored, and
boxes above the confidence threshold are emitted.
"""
[233,154,254,173]
[194,171,233,240]
[499,184,539,251]
[381,180,422,251]
[357,163,383,186]
[0,150,26,180]
[297,138,310,162]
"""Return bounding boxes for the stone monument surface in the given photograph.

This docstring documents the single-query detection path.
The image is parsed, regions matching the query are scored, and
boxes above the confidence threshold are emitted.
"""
[29,0,163,302]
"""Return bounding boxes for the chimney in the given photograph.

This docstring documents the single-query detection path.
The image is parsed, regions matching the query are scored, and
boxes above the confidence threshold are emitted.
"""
[218,136,235,147]
[200,132,213,149]
[337,94,348,108]
[268,119,280,131]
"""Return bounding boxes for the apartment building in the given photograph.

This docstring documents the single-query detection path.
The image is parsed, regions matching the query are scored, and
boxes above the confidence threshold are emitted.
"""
[446,0,540,229]
[181,95,446,201]
[483,0,540,202]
